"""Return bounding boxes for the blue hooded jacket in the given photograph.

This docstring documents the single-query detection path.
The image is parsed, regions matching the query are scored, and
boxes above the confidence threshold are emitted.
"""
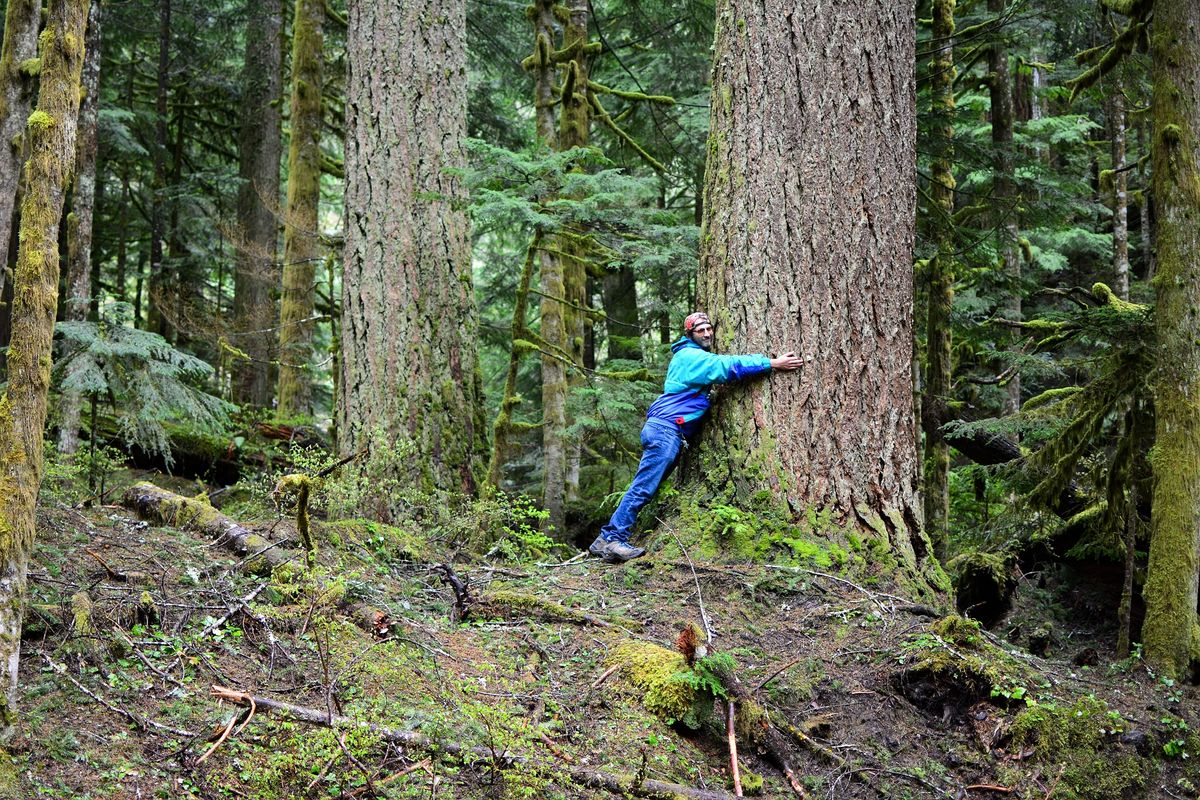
[645,338,771,437]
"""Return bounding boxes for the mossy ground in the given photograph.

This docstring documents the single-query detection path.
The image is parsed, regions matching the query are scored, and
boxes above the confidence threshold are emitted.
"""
[14,466,1200,799]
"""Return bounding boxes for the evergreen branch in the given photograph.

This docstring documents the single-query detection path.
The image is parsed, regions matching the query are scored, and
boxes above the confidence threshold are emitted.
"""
[588,93,666,173]
[586,80,674,105]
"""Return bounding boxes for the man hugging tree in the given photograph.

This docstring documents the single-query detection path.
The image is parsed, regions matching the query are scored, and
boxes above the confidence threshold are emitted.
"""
[589,312,803,563]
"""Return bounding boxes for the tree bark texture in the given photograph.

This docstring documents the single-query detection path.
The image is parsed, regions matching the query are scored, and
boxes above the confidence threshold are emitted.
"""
[339,0,487,503]
[922,0,956,561]
[0,0,40,306]
[989,0,1020,416]
[603,265,640,361]
[277,0,322,417]
[0,0,88,742]
[58,0,103,455]
[1142,0,1200,678]
[232,0,283,408]
[696,0,946,599]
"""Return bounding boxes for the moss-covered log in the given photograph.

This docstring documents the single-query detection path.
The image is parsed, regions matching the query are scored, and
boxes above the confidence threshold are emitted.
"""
[119,482,392,638]
[1142,0,1200,678]
[0,0,89,744]
[276,0,323,416]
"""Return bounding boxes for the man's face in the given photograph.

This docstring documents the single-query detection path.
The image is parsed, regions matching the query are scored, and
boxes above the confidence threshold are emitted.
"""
[690,322,714,351]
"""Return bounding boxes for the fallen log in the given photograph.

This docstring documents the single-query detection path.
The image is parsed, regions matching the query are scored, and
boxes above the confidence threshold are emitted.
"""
[120,483,393,639]
[210,685,738,800]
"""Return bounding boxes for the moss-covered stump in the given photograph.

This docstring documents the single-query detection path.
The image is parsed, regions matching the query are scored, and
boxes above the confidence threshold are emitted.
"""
[891,615,1041,720]
[606,640,716,729]
[1005,697,1155,799]
[948,550,1016,626]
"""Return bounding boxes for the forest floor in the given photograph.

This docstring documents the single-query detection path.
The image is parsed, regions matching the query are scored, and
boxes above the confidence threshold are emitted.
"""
[14,466,1200,800]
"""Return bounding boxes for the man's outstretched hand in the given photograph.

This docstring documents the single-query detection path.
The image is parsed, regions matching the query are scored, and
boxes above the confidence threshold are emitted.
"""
[769,352,803,371]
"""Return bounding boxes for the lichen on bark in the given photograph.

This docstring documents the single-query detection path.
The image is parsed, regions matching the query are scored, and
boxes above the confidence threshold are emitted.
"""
[0,0,89,743]
[1141,0,1200,678]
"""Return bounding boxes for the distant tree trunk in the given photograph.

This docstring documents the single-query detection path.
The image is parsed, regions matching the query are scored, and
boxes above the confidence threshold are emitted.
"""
[558,0,592,510]
[1137,122,1155,280]
[339,0,486,507]
[58,0,102,455]
[0,0,40,306]
[989,0,1020,416]
[1108,89,1130,300]
[603,266,640,361]
[146,0,170,338]
[277,0,322,417]
[696,0,946,599]
[0,0,88,742]
[1142,0,1200,679]
[232,0,282,408]
[922,0,957,560]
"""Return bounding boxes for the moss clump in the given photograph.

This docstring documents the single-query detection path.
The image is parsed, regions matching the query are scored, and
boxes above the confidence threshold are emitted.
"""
[608,641,712,728]
[26,109,52,131]
[1009,697,1153,799]
[478,589,592,625]
[319,519,429,563]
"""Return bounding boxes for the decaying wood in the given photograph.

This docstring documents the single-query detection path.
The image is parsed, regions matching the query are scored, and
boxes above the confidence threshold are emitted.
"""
[210,685,740,800]
[705,652,807,798]
[120,482,393,639]
[435,563,473,622]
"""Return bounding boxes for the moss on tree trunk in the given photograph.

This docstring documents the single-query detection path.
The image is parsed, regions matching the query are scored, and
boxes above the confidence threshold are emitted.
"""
[0,0,89,743]
[1142,0,1200,678]
[277,0,323,417]
[0,0,41,310]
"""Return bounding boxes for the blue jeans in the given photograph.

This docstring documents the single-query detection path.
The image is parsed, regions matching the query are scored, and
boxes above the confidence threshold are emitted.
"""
[599,420,683,544]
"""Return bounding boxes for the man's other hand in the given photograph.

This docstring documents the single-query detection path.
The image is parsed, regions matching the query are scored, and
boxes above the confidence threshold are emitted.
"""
[769,352,803,371]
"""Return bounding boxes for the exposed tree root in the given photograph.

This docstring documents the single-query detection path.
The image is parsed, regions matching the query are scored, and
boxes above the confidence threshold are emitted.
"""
[209,685,740,800]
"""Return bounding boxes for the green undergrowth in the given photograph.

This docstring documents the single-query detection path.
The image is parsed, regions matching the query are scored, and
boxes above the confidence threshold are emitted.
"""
[896,615,1045,703]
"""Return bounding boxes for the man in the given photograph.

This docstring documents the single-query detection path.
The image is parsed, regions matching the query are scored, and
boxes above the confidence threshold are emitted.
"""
[589,312,803,562]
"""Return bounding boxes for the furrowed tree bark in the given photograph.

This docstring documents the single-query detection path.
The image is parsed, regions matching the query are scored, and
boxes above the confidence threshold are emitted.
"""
[923,0,957,561]
[339,0,487,506]
[0,0,88,743]
[989,0,1020,415]
[1142,0,1200,679]
[58,0,102,455]
[696,0,946,599]
[277,0,322,417]
[0,0,40,306]
[232,0,283,408]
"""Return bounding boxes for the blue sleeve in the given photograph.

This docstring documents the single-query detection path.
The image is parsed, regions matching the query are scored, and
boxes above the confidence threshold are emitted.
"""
[671,349,771,389]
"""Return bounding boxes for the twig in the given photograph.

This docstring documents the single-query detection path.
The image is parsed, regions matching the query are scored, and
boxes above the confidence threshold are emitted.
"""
[589,664,620,690]
[346,759,431,798]
[753,658,803,692]
[537,551,589,568]
[727,700,742,797]
[84,548,127,582]
[43,654,197,738]
[762,564,900,615]
[1044,765,1066,799]
[965,785,1013,794]
[658,517,713,642]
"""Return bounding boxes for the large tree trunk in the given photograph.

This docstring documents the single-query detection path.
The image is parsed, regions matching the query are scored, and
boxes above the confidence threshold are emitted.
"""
[603,266,640,361]
[57,0,103,455]
[277,0,323,417]
[0,0,41,306]
[339,0,486,508]
[1142,0,1200,678]
[0,0,88,742]
[695,0,946,600]
[922,0,956,561]
[231,0,283,408]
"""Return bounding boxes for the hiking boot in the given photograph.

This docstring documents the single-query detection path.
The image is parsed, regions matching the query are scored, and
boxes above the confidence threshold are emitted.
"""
[587,535,611,559]
[602,540,646,563]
